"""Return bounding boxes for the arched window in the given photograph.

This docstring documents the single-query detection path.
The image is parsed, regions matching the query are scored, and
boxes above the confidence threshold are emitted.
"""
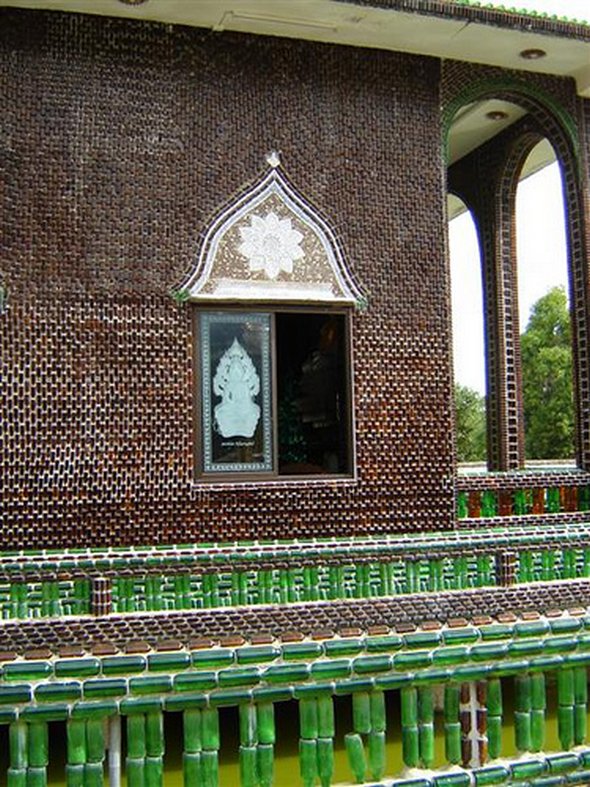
[446,93,584,472]
[448,197,487,465]
[516,143,574,465]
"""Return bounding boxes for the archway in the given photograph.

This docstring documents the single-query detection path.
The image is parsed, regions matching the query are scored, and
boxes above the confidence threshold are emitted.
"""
[448,195,487,465]
[445,89,585,471]
[515,141,574,464]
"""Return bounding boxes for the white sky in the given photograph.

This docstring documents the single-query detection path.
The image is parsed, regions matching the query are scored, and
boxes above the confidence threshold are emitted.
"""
[449,1,583,394]
[450,157,568,395]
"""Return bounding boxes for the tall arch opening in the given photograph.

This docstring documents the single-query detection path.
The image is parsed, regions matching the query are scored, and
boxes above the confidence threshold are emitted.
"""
[448,195,487,465]
[446,92,582,473]
[515,142,574,465]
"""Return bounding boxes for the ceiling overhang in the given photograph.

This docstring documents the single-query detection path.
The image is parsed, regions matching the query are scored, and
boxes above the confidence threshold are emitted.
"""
[2,1,589,97]
[447,134,556,220]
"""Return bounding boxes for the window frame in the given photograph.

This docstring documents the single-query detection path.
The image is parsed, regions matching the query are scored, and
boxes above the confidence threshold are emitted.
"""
[192,304,355,483]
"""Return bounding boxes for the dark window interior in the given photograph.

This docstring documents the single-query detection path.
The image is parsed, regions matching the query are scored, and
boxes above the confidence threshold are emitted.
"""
[276,312,350,475]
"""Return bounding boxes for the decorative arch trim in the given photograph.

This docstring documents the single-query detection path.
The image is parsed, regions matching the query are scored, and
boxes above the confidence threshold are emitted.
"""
[442,77,579,169]
[180,158,365,307]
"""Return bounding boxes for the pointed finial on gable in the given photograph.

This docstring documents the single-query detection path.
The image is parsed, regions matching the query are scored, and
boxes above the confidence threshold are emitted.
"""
[266,150,281,169]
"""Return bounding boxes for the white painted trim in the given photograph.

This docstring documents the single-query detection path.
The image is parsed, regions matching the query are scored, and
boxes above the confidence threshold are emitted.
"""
[182,166,365,306]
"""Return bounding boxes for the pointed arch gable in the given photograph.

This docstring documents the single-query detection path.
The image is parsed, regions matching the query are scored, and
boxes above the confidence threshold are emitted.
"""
[181,163,365,307]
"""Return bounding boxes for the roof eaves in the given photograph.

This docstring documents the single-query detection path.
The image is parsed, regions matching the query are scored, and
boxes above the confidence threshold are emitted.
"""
[338,0,590,38]
[452,1,589,28]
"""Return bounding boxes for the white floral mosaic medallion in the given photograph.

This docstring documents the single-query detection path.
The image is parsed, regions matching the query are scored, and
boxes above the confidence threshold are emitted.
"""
[238,211,304,280]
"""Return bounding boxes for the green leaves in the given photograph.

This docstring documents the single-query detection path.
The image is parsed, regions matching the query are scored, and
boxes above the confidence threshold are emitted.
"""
[454,384,486,462]
[521,286,574,460]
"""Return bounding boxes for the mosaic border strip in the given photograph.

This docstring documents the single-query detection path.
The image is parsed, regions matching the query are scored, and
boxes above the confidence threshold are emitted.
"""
[3,612,590,714]
[1,522,590,620]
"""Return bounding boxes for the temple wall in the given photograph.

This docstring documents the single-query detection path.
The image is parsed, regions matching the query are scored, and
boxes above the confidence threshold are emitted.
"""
[0,8,454,547]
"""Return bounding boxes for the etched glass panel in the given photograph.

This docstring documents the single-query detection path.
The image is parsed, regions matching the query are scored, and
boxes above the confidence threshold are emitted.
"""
[200,313,272,474]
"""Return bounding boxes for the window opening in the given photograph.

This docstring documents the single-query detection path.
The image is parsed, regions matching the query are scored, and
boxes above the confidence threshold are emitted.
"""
[516,144,574,465]
[448,199,487,466]
[196,309,352,480]
[276,312,349,475]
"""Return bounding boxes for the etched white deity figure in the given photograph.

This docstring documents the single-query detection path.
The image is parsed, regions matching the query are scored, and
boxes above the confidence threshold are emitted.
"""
[213,338,261,438]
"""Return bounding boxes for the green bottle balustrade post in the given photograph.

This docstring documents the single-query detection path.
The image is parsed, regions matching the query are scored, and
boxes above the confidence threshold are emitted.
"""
[476,555,492,587]
[8,720,28,787]
[145,710,164,787]
[444,684,461,765]
[202,707,220,787]
[546,487,561,514]
[343,689,387,781]
[286,570,297,603]
[418,685,435,768]
[401,686,419,768]
[379,562,392,596]
[126,713,146,787]
[541,550,556,582]
[574,666,588,746]
[487,678,502,760]
[28,720,48,787]
[12,582,27,619]
[513,489,527,516]
[300,697,319,787]
[453,556,468,590]
[316,694,335,787]
[514,674,532,753]
[428,559,443,592]
[530,672,546,752]
[183,708,202,785]
[481,491,497,517]
[457,492,468,519]
[236,701,276,787]
[239,703,258,787]
[345,691,372,782]
[257,701,275,787]
[558,668,575,750]
[173,574,190,609]
[329,565,344,599]
[369,690,387,779]
[85,717,106,787]
[66,718,86,787]
[344,731,366,785]
[562,548,577,579]
[405,562,420,594]
[353,564,364,598]
[518,552,534,584]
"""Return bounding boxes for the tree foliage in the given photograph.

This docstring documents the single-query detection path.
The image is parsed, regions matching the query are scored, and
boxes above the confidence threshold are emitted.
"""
[454,287,574,464]
[521,285,574,460]
[455,383,486,462]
